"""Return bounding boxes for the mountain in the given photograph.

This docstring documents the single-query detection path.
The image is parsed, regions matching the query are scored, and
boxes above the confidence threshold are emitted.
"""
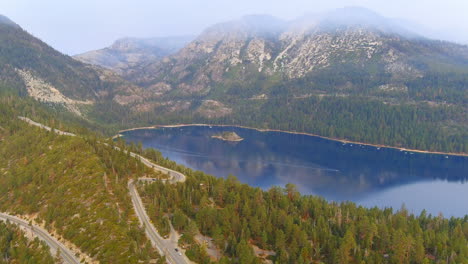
[1,10,466,153]
[130,7,468,98]
[0,14,152,123]
[118,8,468,153]
[74,36,193,75]
[126,14,288,92]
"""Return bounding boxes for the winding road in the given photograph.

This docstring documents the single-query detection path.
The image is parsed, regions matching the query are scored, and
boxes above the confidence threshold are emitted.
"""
[18,116,76,137]
[16,116,190,264]
[126,148,188,263]
[129,153,186,184]
[129,179,189,264]
[0,213,80,264]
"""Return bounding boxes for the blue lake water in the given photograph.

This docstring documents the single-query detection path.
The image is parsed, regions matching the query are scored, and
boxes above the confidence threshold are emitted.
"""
[122,126,468,217]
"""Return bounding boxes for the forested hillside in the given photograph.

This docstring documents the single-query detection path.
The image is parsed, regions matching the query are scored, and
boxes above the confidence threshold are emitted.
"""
[0,16,150,123]
[0,96,165,263]
[0,17,104,99]
[123,96,467,153]
[0,93,466,264]
[0,221,55,263]
[136,155,468,264]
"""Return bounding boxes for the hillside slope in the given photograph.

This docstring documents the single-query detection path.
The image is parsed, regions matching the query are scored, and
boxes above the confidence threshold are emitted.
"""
[0,15,149,121]
[135,143,468,264]
[0,97,163,263]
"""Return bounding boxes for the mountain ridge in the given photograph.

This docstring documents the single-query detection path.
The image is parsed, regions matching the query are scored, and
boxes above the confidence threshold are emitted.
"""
[74,35,193,75]
[0,15,147,120]
[128,8,468,97]
[0,11,466,153]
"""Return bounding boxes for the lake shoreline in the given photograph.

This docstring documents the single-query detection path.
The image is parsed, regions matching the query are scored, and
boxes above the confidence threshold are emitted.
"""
[117,124,468,157]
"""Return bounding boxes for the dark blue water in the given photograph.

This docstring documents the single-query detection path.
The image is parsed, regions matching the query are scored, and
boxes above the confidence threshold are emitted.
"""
[122,126,468,217]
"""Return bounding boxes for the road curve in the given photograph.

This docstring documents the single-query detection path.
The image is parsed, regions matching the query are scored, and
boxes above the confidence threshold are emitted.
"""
[129,180,189,264]
[127,149,188,264]
[0,213,80,264]
[129,152,186,183]
[18,117,189,263]
[18,116,76,137]
[125,147,189,263]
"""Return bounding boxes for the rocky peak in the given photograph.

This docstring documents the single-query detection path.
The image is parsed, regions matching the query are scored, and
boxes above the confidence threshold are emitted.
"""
[109,36,192,54]
[110,38,142,51]
[75,36,192,75]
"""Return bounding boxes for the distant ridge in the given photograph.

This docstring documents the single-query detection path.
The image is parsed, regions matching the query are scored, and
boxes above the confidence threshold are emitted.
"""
[74,36,193,75]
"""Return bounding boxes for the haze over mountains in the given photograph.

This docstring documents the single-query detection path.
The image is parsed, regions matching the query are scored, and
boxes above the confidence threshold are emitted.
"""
[79,7,468,99]
[97,8,467,116]
[75,36,193,75]
[0,7,467,153]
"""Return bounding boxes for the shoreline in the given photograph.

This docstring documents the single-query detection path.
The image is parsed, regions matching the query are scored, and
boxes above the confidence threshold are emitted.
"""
[117,124,468,157]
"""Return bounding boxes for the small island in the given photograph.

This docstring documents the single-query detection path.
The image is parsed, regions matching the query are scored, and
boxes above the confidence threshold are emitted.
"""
[211,131,244,142]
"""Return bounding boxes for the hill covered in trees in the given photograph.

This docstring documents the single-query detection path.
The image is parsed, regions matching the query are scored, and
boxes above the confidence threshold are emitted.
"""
[0,221,55,263]
[0,15,154,127]
[137,157,468,264]
[0,91,466,264]
[0,95,166,263]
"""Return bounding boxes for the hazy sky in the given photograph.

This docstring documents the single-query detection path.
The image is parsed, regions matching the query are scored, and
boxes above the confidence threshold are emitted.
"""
[1,0,468,55]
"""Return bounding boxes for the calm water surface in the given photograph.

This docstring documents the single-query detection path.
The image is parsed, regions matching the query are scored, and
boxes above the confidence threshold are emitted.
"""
[122,126,468,217]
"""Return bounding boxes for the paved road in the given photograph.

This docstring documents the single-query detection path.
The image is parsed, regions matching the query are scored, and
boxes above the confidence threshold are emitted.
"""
[129,179,189,264]
[18,116,189,264]
[128,150,188,264]
[129,152,186,183]
[18,116,76,137]
[0,213,80,264]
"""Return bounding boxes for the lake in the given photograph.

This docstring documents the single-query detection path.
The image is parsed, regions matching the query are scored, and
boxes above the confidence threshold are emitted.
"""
[122,126,468,217]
